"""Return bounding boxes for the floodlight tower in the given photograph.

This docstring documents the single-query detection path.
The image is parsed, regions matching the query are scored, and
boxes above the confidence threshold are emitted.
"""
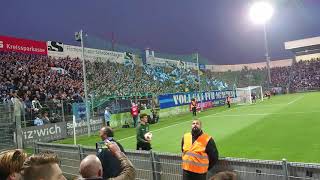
[249,1,274,89]
[75,30,91,136]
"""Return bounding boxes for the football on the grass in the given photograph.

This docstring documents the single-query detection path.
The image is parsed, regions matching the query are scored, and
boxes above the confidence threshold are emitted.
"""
[144,132,153,141]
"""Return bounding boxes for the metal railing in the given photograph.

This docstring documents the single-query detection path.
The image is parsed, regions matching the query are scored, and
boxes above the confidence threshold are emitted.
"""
[33,142,320,180]
[0,104,16,150]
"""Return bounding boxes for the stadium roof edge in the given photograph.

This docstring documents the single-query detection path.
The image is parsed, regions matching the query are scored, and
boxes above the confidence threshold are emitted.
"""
[285,36,320,51]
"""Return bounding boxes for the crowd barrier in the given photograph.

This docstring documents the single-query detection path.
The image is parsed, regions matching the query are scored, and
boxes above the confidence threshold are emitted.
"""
[0,104,18,150]
[34,142,320,180]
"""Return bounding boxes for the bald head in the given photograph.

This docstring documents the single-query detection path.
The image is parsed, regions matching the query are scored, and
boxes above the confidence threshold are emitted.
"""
[79,155,102,178]
[191,119,202,136]
[192,119,202,129]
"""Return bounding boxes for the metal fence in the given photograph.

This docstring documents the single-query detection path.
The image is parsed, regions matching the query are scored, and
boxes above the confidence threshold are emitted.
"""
[33,142,320,180]
[0,104,17,150]
[20,99,73,127]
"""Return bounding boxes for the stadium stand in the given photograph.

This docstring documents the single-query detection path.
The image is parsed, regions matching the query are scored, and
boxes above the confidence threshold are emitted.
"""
[289,59,320,92]
[1,50,320,126]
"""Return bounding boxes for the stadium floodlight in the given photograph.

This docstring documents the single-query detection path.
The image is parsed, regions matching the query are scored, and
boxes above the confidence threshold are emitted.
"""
[249,1,274,25]
[75,30,91,138]
[249,1,273,89]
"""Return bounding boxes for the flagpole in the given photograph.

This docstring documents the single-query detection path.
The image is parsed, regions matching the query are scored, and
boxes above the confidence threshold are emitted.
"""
[80,30,91,136]
[196,53,203,111]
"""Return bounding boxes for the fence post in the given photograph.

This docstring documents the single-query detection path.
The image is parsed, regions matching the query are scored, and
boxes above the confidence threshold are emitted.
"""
[15,111,23,149]
[78,145,84,161]
[61,100,65,122]
[22,108,26,128]
[282,158,289,180]
[150,151,162,180]
[33,142,39,154]
[150,151,157,180]
[153,152,162,180]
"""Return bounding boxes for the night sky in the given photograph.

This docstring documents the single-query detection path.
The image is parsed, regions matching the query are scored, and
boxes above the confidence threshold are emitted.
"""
[1,0,320,64]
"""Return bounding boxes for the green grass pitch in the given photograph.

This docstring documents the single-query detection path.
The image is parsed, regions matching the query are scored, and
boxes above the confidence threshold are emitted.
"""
[56,92,320,163]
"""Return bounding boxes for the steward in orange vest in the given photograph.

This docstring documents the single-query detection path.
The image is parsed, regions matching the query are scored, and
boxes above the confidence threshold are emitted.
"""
[226,95,231,108]
[181,119,219,180]
[190,98,197,116]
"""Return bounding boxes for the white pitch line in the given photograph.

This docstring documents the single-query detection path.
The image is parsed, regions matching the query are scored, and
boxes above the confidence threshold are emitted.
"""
[118,107,234,142]
[287,95,305,105]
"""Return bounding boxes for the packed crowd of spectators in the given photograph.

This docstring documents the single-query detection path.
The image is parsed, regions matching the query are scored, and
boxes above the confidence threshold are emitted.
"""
[86,59,227,98]
[211,67,269,89]
[270,66,290,88]
[218,59,320,92]
[0,52,84,125]
[1,52,320,126]
[0,52,225,125]
[289,59,320,91]
[0,52,83,101]
[86,61,166,97]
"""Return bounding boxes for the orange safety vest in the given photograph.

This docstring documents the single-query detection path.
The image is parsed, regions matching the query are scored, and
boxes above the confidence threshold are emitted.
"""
[182,132,211,174]
[191,101,197,108]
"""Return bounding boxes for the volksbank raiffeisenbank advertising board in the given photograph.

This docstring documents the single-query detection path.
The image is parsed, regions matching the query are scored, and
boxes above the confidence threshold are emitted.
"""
[158,90,236,109]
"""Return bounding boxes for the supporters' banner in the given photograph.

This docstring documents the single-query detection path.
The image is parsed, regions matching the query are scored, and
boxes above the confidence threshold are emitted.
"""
[47,41,129,64]
[158,90,236,109]
[72,103,87,122]
[0,35,47,55]
[21,122,67,146]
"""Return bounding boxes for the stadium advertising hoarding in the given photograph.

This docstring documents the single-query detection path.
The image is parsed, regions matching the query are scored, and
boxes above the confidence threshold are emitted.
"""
[66,119,103,136]
[21,122,67,146]
[65,114,133,136]
[158,90,236,109]
[47,41,128,63]
[0,35,47,55]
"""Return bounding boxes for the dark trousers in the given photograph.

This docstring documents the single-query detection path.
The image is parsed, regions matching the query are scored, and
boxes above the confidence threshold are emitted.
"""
[133,116,138,127]
[192,107,197,116]
[136,141,152,151]
[183,170,207,180]
[227,101,231,108]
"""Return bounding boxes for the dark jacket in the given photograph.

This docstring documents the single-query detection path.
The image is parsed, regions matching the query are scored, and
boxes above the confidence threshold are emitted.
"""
[96,139,125,179]
[79,152,135,180]
[109,152,136,180]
